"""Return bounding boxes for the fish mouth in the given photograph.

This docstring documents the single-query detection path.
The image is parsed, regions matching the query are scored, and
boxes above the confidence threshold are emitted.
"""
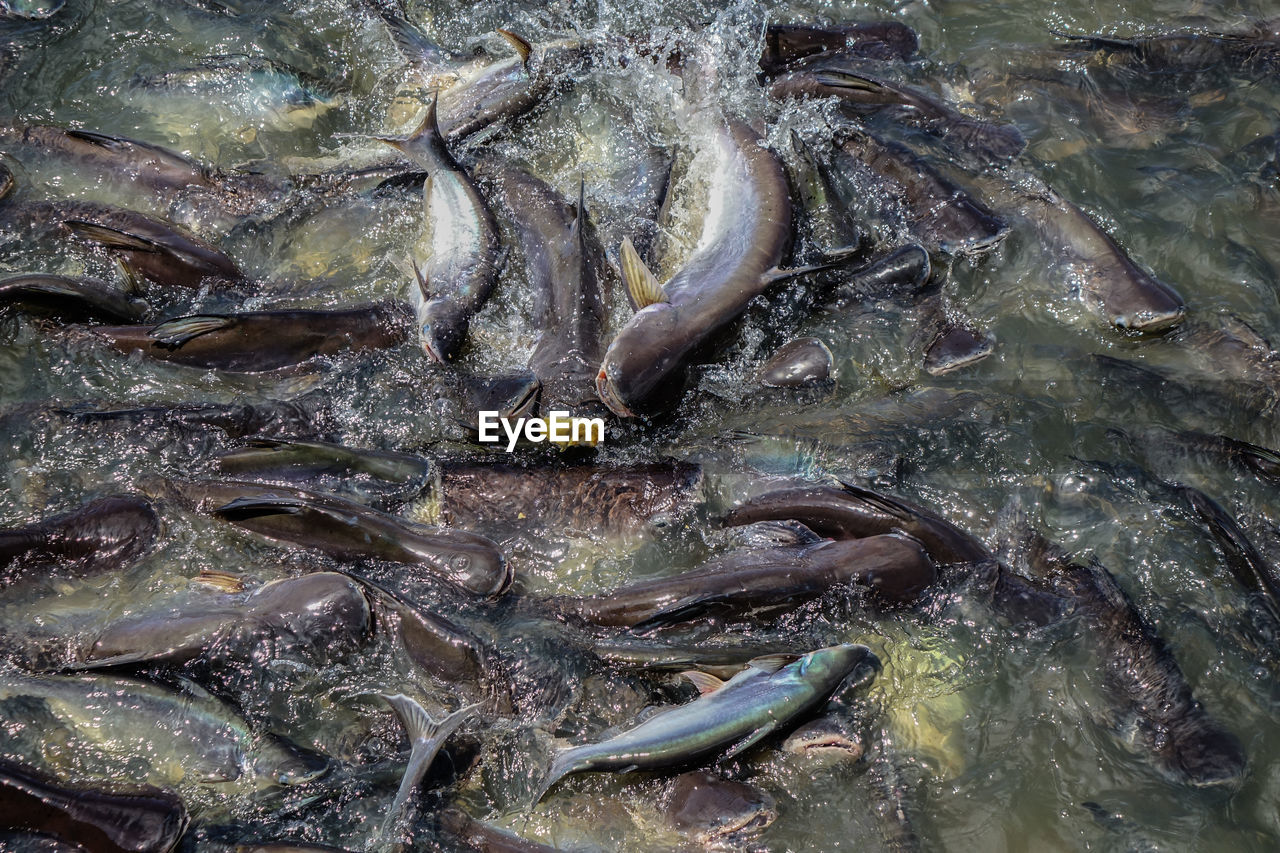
[596,366,636,418]
[422,335,445,363]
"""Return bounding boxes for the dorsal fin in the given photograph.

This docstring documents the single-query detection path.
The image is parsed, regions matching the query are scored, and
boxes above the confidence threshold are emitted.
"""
[619,236,665,310]
[496,29,532,64]
[680,670,726,695]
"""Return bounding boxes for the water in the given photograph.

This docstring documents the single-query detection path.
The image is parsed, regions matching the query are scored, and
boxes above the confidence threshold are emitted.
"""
[3,0,1280,849]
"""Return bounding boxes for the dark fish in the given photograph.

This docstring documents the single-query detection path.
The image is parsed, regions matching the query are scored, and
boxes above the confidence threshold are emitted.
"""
[560,534,935,629]
[833,127,1009,256]
[922,320,994,375]
[723,483,991,566]
[662,770,777,845]
[589,635,798,679]
[0,201,241,289]
[772,65,1024,162]
[1022,536,1246,787]
[163,480,510,597]
[759,337,834,387]
[351,573,493,695]
[534,644,880,802]
[83,302,411,372]
[597,119,795,417]
[0,274,148,324]
[57,398,330,441]
[831,244,933,303]
[431,461,702,536]
[782,709,866,763]
[759,22,919,74]
[436,807,560,852]
[0,759,188,853]
[1177,485,1280,619]
[377,97,501,362]
[0,495,160,582]
[214,438,432,504]
[71,571,372,669]
[63,209,240,288]
[1056,21,1280,77]
[476,159,608,417]
[962,171,1185,332]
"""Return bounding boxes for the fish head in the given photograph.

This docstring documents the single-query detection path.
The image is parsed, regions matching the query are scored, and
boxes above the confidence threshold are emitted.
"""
[596,303,688,417]
[419,299,471,363]
[461,370,541,421]
[798,643,880,692]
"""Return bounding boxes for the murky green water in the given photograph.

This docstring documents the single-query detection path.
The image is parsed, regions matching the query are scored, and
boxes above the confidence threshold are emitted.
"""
[4,0,1280,850]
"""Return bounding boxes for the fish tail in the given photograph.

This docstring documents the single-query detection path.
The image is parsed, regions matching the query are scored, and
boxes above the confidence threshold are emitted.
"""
[377,695,481,845]
[530,751,574,808]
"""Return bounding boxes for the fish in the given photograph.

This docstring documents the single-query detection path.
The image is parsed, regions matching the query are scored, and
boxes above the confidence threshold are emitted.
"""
[436,806,561,852]
[56,397,331,441]
[758,337,834,387]
[0,672,329,795]
[661,770,777,845]
[921,318,994,375]
[782,708,866,764]
[377,97,502,362]
[829,244,933,304]
[426,461,703,536]
[376,694,479,849]
[0,200,241,288]
[1177,484,1280,620]
[476,159,609,417]
[831,127,1009,256]
[214,438,433,505]
[959,170,1185,332]
[0,273,148,324]
[67,571,372,670]
[162,479,510,597]
[130,56,343,132]
[560,534,935,629]
[723,483,992,567]
[771,64,1025,163]
[1055,21,1280,77]
[759,22,919,74]
[0,495,160,583]
[0,124,285,220]
[596,119,796,417]
[1020,534,1247,787]
[364,4,590,142]
[82,302,411,372]
[534,644,880,802]
[0,759,188,853]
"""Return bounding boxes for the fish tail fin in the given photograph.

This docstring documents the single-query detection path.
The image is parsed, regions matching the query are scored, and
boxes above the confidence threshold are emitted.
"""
[378,695,481,844]
[362,0,449,66]
[530,751,574,808]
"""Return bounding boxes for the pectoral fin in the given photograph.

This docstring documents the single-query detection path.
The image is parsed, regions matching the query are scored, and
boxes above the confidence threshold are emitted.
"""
[213,496,306,520]
[148,315,235,346]
[761,245,864,285]
[721,720,782,761]
[64,220,161,253]
[619,236,666,310]
[193,569,247,593]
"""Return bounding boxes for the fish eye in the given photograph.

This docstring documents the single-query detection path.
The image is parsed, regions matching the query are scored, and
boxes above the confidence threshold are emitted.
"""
[450,554,471,571]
